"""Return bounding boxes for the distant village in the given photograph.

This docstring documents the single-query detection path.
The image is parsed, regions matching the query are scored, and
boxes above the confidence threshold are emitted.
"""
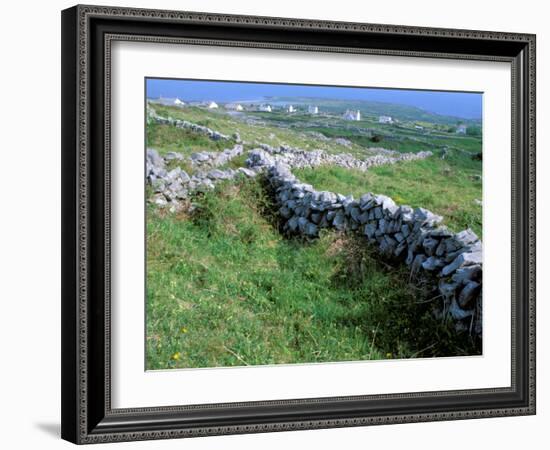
[150,96,470,133]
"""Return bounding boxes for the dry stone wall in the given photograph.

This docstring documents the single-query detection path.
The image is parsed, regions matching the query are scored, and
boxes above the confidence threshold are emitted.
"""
[265,162,482,334]
[146,138,481,334]
[148,109,230,141]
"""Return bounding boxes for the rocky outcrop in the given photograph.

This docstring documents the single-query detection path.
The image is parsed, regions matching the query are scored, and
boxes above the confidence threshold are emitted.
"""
[265,162,482,334]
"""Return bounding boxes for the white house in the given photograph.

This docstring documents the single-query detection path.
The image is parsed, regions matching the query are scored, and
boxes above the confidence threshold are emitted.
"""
[173,98,185,107]
[456,124,467,134]
[258,104,272,112]
[207,101,219,109]
[225,103,244,111]
[287,105,295,113]
[343,109,361,121]
[378,115,393,124]
[308,105,319,114]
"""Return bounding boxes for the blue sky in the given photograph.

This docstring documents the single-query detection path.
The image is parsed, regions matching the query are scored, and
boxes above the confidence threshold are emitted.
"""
[146,78,482,119]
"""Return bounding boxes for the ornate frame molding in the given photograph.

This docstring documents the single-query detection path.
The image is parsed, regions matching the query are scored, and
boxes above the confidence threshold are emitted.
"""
[61,4,536,444]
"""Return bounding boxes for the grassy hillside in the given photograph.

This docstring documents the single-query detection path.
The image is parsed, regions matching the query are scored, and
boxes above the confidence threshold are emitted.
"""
[149,104,371,157]
[146,177,479,370]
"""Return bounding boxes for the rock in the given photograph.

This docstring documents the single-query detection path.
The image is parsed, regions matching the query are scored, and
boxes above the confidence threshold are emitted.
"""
[381,197,399,217]
[304,222,319,237]
[413,207,443,226]
[399,206,414,222]
[333,212,346,230]
[207,169,230,180]
[458,281,481,308]
[422,237,439,256]
[439,280,459,298]
[381,235,397,254]
[452,265,482,285]
[279,206,292,219]
[151,193,168,206]
[394,241,407,258]
[394,232,405,243]
[151,179,165,193]
[287,216,299,232]
[422,256,444,271]
[165,151,184,161]
[310,213,322,224]
[147,148,164,167]
[405,249,415,266]
[411,254,426,274]
[454,229,479,247]
[349,206,361,222]
[429,227,453,238]
[180,170,191,183]
[364,223,377,239]
[190,152,210,162]
[441,251,483,276]
[237,167,257,177]
[448,299,473,320]
[357,212,370,224]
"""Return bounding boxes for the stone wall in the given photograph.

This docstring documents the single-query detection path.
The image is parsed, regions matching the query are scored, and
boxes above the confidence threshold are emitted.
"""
[148,109,230,141]
[265,163,482,334]
[248,144,432,172]
[146,142,482,334]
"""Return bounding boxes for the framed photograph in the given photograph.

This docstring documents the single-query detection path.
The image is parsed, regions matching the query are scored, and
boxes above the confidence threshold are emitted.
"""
[61,4,536,444]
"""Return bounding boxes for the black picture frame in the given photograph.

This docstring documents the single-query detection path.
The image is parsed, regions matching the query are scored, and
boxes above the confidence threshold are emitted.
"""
[61,4,536,444]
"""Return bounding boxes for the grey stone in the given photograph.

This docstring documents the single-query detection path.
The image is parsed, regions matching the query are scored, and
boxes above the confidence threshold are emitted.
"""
[454,229,479,247]
[441,251,483,276]
[287,216,299,232]
[413,207,443,226]
[237,167,257,178]
[364,223,377,239]
[448,299,474,320]
[422,237,439,256]
[411,254,426,274]
[394,241,407,258]
[452,265,482,285]
[279,206,292,219]
[458,281,481,308]
[394,232,405,243]
[358,212,370,224]
[165,151,184,161]
[191,152,210,162]
[310,213,322,224]
[333,212,346,230]
[422,256,444,271]
[304,222,319,237]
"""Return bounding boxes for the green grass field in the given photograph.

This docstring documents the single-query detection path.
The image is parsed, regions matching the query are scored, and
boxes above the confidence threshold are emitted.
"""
[146,177,479,370]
